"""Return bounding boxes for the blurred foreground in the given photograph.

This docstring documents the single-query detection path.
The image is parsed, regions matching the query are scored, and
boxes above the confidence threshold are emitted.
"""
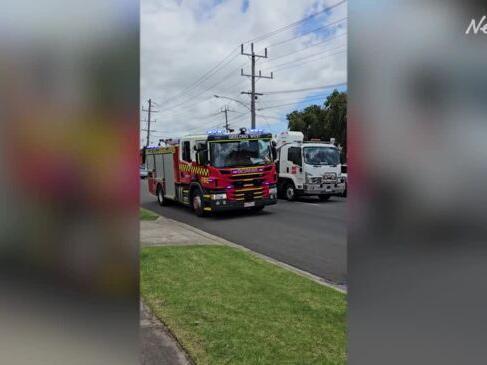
[0,1,139,364]
[349,1,487,364]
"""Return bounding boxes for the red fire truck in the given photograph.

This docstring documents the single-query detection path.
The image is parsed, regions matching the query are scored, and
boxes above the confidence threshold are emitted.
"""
[145,128,278,216]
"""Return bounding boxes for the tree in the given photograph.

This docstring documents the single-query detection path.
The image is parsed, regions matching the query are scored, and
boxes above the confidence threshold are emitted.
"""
[286,89,347,156]
[323,90,347,155]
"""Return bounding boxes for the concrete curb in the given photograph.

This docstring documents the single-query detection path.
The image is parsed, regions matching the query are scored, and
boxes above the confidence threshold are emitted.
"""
[150,216,347,294]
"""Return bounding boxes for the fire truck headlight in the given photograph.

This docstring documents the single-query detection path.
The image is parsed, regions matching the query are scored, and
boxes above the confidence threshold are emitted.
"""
[269,187,277,195]
[211,193,227,200]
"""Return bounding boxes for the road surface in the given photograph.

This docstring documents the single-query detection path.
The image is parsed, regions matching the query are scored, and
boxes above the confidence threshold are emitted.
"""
[140,183,346,284]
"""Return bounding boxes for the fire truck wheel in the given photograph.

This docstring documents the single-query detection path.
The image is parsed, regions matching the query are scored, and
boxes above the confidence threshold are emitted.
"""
[192,189,206,217]
[284,182,296,201]
[156,185,168,206]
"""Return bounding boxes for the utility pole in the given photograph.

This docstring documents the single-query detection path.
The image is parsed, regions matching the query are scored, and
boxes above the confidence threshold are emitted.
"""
[141,98,159,147]
[220,105,231,132]
[241,43,273,129]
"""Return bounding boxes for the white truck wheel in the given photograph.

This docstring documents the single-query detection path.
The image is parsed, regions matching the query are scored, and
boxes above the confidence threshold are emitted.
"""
[285,182,296,201]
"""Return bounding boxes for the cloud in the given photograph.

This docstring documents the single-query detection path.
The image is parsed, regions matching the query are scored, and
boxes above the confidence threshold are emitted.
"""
[141,0,346,144]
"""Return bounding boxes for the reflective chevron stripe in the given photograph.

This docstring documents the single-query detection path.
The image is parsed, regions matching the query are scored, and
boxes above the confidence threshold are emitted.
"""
[179,163,209,176]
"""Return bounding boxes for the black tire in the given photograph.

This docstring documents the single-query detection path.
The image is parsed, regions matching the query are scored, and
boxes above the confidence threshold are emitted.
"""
[277,183,285,199]
[156,185,168,206]
[191,188,206,217]
[284,181,297,201]
[251,206,265,212]
[319,194,331,201]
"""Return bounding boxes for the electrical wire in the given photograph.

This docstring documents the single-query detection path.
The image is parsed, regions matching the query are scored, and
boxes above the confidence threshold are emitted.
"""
[145,1,347,136]
[158,47,241,106]
[272,48,346,73]
[261,82,346,95]
[244,0,346,44]
[155,5,346,112]
[260,32,346,64]
[266,17,347,48]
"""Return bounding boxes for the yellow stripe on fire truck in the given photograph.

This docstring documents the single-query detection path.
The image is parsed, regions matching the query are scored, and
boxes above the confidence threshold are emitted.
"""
[179,164,209,176]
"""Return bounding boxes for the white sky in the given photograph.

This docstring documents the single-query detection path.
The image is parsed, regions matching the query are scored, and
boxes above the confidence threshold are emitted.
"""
[141,0,347,145]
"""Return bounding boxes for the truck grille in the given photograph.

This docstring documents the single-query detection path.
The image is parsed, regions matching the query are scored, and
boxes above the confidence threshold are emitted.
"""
[223,170,270,201]
[230,172,265,194]
[233,187,264,202]
[229,172,265,180]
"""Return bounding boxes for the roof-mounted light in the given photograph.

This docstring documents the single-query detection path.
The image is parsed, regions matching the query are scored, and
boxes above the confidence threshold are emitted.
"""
[207,129,227,135]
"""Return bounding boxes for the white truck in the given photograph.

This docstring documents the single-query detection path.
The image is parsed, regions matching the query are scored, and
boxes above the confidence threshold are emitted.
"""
[275,131,346,201]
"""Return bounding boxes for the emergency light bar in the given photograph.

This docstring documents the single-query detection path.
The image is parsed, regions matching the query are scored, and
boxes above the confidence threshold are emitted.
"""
[207,128,272,141]
[207,129,227,135]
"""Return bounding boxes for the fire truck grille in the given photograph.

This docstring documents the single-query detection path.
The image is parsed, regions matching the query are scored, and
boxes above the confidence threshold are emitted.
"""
[233,179,264,188]
[230,173,265,189]
[233,187,264,202]
[229,172,266,201]
[230,173,264,180]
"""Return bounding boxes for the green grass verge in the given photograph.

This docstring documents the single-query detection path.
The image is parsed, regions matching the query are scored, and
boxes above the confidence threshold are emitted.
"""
[140,207,159,221]
[140,245,346,365]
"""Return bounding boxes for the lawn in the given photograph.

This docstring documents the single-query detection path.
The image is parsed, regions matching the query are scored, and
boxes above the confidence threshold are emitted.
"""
[139,207,159,221]
[140,245,346,365]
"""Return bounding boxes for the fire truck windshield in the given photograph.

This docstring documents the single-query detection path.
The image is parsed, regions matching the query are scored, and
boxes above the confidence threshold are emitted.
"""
[303,146,340,166]
[209,139,272,168]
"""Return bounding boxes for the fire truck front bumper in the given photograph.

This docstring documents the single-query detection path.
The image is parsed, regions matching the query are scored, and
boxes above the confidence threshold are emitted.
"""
[204,197,277,212]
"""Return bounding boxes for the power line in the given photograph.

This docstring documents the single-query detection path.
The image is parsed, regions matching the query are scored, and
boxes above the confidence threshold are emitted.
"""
[161,109,221,122]
[261,82,346,95]
[226,112,249,125]
[245,0,346,44]
[159,61,247,114]
[214,94,251,111]
[260,32,347,64]
[254,99,276,131]
[256,113,282,121]
[267,17,347,49]
[218,58,264,94]
[178,120,226,135]
[271,48,346,73]
[145,3,347,137]
[158,47,241,107]
[258,98,323,111]
[262,93,332,104]
[157,56,267,115]
[263,44,346,71]
[154,4,346,113]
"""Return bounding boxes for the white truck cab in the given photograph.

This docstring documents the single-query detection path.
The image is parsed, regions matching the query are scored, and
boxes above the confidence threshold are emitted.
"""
[275,131,345,201]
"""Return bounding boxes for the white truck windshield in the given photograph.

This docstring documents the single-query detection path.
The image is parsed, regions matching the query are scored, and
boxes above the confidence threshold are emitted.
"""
[303,146,340,166]
[210,139,272,168]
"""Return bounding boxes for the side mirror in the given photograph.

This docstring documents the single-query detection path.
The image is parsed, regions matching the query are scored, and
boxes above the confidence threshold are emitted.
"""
[271,146,277,160]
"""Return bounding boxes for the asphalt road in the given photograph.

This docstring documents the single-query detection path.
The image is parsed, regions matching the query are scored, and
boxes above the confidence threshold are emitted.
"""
[140,182,346,285]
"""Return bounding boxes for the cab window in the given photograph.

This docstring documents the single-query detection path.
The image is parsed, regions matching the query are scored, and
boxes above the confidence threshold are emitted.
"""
[287,147,302,166]
[182,141,191,162]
